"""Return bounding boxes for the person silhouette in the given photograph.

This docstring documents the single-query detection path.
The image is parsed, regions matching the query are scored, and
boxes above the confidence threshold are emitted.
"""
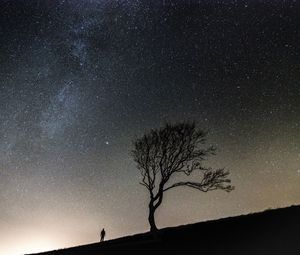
[100,228,106,242]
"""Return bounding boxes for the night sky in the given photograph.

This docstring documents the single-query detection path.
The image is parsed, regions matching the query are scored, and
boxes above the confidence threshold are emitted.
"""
[0,1,299,254]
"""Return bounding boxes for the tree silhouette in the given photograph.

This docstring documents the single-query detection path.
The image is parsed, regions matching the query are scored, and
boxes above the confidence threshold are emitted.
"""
[132,122,234,232]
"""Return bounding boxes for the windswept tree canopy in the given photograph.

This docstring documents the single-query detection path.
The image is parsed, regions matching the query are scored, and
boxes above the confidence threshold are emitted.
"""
[132,122,234,231]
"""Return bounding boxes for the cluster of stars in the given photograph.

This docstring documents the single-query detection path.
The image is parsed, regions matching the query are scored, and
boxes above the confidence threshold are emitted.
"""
[0,1,299,255]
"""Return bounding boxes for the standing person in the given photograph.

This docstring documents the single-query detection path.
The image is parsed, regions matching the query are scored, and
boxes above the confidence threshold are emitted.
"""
[100,228,106,242]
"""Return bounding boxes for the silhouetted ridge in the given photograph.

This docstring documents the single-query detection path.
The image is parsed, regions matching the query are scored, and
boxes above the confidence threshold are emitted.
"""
[28,205,300,255]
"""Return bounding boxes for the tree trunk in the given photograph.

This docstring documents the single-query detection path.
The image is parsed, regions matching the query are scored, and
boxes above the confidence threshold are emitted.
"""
[148,202,157,232]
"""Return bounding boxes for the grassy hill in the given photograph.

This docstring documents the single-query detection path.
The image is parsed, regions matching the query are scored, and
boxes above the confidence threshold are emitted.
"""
[28,205,300,255]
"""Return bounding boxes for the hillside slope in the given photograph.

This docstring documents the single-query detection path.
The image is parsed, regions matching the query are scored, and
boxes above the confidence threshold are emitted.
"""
[29,205,300,255]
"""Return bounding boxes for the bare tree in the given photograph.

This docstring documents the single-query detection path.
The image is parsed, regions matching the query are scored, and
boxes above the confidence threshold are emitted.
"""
[132,122,234,232]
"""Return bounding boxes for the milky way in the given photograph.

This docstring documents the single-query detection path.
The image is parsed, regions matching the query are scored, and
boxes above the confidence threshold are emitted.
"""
[0,1,299,254]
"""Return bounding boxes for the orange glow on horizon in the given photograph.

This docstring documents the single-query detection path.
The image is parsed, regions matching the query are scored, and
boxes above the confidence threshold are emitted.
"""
[0,229,69,255]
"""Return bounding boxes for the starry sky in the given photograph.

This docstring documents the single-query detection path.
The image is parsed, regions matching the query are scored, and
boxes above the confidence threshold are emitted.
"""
[0,0,299,254]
